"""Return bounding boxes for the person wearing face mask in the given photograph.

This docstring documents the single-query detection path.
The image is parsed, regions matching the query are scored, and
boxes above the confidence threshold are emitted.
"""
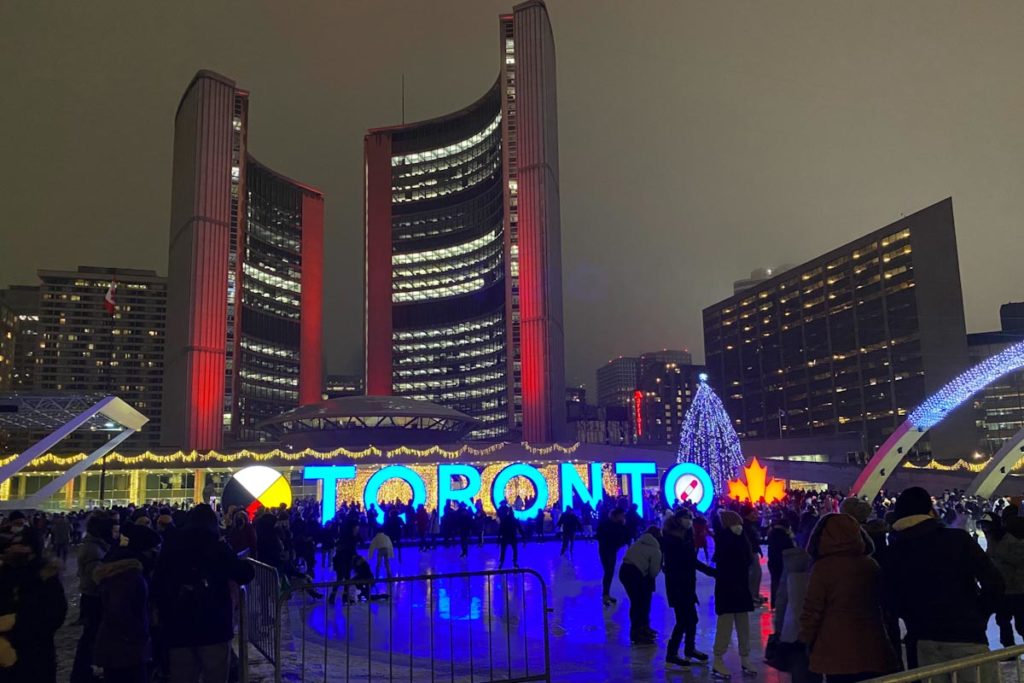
[712,509,756,679]
[619,526,663,645]
[0,525,68,683]
[661,511,715,666]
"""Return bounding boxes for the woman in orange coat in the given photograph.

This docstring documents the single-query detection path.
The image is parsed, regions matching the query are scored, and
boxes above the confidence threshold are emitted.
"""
[799,513,899,682]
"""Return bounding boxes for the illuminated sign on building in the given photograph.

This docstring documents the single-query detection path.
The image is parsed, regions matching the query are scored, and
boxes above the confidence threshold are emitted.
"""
[304,460,715,523]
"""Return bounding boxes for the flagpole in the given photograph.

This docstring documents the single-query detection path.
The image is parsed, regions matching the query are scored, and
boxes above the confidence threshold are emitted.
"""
[98,278,116,506]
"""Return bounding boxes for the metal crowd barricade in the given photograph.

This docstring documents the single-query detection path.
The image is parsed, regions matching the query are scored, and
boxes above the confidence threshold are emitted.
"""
[272,568,552,683]
[862,644,1024,683]
[243,558,283,667]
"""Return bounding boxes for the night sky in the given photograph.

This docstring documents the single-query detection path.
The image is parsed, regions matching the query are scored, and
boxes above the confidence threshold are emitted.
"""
[2,1,1022,391]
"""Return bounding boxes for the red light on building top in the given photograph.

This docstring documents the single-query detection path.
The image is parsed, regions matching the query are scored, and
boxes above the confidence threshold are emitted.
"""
[633,389,644,437]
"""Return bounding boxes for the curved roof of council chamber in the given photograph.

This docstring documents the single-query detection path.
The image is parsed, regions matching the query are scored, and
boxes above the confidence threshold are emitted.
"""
[258,396,479,449]
[367,78,501,150]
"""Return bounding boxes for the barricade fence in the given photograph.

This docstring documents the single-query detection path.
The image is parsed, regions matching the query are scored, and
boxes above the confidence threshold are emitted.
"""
[863,644,1024,683]
[242,558,283,668]
[272,568,552,683]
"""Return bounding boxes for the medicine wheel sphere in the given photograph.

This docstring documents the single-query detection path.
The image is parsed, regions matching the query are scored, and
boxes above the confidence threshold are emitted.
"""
[222,466,292,519]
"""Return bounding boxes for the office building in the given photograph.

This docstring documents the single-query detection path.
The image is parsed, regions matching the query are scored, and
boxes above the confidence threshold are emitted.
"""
[968,302,1024,454]
[703,198,973,458]
[597,356,640,408]
[324,374,364,399]
[639,349,693,376]
[0,286,41,390]
[0,299,14,390]
[163,70,324,450]
[364,1,565,442]
[34,267,166,448]
[634,359,705,448]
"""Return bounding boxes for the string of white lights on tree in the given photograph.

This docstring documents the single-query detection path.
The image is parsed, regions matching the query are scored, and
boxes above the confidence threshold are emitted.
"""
[676,374,745,495]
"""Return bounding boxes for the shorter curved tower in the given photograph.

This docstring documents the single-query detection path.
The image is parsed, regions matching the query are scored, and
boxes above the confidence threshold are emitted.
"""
[163,70,323,451]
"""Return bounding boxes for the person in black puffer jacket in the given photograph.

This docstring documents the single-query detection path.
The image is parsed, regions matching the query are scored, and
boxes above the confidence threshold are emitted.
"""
[152,504,254,683]
[883,487,1003,677]
[661,511,714,667]
[712,509,755,679]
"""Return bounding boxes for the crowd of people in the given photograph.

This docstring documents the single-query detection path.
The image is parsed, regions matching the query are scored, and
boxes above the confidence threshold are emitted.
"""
[0,485,1019,683]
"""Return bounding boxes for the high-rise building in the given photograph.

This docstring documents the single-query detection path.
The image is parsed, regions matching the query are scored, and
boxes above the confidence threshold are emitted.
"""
[34,267,166,447]
[597,356,640,408]
[634,359,705,448]
[163,70,324,450]
[639,349,693,376]
[364,1,565,442]
[0,299,14,390]
[0,286,41,390]
[968,302,1024,454]
[703,198,973,459]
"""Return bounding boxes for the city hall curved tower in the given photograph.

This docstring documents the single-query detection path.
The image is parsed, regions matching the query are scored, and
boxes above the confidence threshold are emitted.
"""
[163,70,323,451]
[365,0,566,442]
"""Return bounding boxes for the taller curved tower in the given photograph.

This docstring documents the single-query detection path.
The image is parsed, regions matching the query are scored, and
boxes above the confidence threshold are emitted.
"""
[365,0,566,442]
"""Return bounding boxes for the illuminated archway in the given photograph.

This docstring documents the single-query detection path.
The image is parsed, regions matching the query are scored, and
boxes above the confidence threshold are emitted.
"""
[966,426,1024,499]
[852,340,1024,501]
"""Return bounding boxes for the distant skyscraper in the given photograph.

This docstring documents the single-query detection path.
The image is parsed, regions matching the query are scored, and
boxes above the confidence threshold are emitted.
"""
[639,349,693,376]
[364,1,565,442]
[968,302,1024,454]
[35,266,166,447]
[703,198,973,458]
[0,299,14,390]
[597,356,640,408]
[163,70,324,450]
[0,286,40,390]
[634,359,705,448]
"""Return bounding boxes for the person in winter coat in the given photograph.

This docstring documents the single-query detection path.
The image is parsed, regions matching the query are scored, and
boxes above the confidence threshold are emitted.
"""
[596,508,630,606]
[497,504,523,569]
[772,546,819,683]
[740,506,766,606]
[558,507,581,557]
[0,526,67,683]
[883,487,1004,683]
[94,524,162,683]
[368,530,395,582]
[990,511,1024,647]
[766,518,794,608]
[226,511,257,557]
[619,526,663,644]
[798,513,899,682]
[661,512,714,666]
[329,518,361,604]
[71,513,114,683]
[151,504,254,683]
[415,505,431,550]
[693,516,710,562]
[712,508,755,679]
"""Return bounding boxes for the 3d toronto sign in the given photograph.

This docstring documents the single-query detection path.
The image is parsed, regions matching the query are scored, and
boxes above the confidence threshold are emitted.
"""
[304,460,716,523]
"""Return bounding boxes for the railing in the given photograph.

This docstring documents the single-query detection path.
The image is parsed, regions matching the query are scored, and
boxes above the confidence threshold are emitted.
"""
[863,644,1024,683]
[272,568,552,683]
[243,558,283,667]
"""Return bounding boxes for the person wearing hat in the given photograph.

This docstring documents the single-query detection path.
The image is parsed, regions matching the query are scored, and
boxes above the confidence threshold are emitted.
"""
[883,487,1004,681]
[93,524,162,683]
[0,521,68,682]
[712,508,756,679]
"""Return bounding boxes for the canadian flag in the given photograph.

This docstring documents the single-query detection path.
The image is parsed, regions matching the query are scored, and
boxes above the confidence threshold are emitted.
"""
[104,281,117,316]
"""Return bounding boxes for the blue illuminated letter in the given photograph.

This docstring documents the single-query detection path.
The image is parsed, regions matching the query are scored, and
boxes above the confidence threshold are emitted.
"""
[559,462,604,511]
[363,465,427,522]
[437,463,482,511]
[614,461,657,509]
[662,462,715,513]
[304,465,356,524]
[491,463,549,521]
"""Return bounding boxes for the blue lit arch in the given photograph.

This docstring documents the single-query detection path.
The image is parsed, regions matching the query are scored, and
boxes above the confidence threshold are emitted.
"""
[852,341,1024,500]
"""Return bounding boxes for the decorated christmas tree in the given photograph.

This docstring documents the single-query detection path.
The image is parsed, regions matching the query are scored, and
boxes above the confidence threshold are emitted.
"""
[676,373,745,495]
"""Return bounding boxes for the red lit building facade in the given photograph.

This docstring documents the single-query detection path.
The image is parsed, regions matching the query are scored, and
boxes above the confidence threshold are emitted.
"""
[365,1,566,442]
[163,70,323,451]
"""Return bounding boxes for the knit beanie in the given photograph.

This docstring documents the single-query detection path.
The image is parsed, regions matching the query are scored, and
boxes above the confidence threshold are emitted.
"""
[839,497,872,524]
[718,509,742,528]
[893,487,933,520]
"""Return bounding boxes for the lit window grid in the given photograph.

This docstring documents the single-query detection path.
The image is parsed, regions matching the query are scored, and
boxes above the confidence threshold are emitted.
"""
[392,115,502,166]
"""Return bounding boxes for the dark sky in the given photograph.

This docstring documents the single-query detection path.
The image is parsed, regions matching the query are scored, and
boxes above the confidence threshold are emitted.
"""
[2,1,1023,392]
